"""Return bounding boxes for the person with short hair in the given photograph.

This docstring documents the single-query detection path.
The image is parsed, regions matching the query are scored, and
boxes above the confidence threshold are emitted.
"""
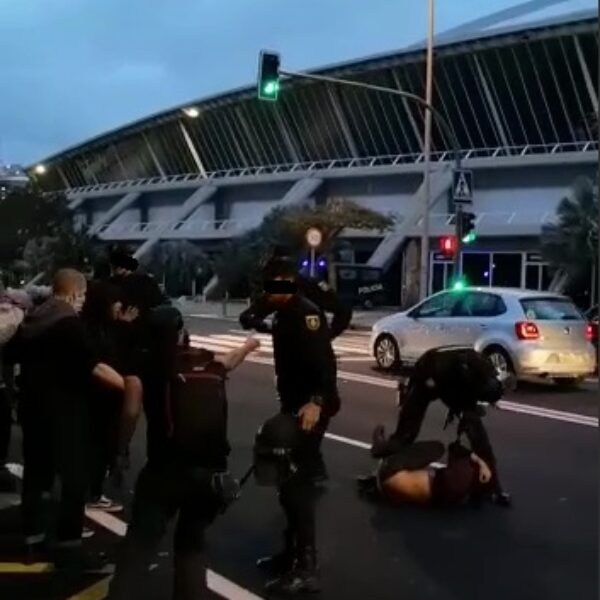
[6,268,125,568]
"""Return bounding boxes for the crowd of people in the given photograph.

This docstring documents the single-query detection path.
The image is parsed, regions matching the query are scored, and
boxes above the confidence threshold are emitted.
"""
[0,245,513,599]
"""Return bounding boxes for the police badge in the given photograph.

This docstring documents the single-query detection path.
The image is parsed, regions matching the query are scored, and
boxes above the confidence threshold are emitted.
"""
[305,315,321,331]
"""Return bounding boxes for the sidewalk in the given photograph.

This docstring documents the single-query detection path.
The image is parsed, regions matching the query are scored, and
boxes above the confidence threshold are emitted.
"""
[173,297,399,331]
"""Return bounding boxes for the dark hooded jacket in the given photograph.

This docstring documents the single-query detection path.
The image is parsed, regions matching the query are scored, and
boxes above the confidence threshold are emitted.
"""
[6,297,98,407]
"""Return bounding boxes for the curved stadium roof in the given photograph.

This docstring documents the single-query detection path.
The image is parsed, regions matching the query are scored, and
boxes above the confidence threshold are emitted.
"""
[31,0,598,192]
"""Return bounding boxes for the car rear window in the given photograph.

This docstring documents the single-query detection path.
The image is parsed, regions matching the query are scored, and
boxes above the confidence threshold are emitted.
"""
[520,298,583,321]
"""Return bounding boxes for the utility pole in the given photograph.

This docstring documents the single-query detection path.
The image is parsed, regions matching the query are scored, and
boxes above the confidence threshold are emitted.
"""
[419,0,435,301]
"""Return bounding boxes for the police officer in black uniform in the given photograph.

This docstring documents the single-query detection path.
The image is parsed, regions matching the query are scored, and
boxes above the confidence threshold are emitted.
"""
[370,346,512,506]
[250,257,340,595]
[240,247,350,482]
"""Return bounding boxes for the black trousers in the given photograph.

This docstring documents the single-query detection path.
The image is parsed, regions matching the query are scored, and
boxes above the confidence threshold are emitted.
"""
[0,387,12,466]
[107,461,220,600]
[20,399,90,544]
[277,417,329,553]
[391,386,502,493]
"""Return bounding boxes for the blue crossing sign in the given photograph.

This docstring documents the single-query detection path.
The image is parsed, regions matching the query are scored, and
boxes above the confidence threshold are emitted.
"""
[452,169,473,204]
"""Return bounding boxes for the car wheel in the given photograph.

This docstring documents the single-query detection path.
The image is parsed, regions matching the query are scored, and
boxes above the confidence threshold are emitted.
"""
[374,335,400,370]
[552,377,583,390]
[484,347,514,379]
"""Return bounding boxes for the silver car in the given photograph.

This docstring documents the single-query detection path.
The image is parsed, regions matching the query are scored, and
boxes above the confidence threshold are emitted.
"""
[370,287,596,386]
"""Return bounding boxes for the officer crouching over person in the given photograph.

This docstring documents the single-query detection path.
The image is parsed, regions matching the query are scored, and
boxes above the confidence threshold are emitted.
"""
[107,306,260,600]
[246,257,340,595]
[369,346,514,507]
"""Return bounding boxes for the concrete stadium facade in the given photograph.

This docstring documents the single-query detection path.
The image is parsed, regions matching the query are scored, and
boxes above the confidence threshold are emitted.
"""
[27,1,599,304]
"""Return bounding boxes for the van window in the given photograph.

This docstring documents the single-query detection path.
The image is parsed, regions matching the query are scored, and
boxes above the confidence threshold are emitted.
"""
[520,298,583,321]
[339,269,357,281]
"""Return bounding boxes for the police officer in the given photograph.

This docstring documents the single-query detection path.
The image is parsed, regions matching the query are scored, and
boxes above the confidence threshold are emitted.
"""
[370,346,512,506]
[251,257,340,594]
[241,245,352,340]
[240,247,350,482]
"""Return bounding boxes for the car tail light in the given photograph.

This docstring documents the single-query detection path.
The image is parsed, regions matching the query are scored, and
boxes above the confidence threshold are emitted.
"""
[515,321,540,340]
[586,323,596,342]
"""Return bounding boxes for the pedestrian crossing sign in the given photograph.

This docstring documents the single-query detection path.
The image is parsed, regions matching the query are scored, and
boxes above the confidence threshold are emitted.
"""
[452,169,473,204]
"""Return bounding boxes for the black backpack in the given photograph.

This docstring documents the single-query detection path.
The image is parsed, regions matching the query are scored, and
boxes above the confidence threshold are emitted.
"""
[165,347,231,467]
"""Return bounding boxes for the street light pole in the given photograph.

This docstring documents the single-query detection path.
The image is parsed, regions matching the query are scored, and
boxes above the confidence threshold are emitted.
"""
[419,0,435,301]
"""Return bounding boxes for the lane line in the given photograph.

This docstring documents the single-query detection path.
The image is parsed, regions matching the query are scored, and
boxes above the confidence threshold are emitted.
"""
[0,562,54,573]
[191,341,598,428]
[5,465,265,600]
[66,576,111,600]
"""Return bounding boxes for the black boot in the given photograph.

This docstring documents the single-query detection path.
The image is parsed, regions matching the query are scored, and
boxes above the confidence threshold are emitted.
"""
[265,546,320,595]
[256,530,296,577]
[370,425,401,459]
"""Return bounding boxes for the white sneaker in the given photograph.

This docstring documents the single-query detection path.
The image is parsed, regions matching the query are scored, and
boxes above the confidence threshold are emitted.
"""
[82,527,95,539]
[86,495,124,513]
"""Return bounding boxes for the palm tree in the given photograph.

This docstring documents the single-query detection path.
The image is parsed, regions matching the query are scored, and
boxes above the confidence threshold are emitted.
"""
[542,176,598,306]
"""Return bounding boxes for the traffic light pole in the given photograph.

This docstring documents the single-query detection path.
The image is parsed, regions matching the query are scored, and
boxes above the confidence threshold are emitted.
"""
[454,205,463,279]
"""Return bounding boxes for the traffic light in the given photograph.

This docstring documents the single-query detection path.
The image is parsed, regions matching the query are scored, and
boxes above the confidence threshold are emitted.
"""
[439,235,457,259]
[257,51,281,101]
[460,212,477,244]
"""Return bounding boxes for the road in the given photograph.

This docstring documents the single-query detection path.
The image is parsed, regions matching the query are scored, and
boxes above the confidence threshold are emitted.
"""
[0,316,597,599]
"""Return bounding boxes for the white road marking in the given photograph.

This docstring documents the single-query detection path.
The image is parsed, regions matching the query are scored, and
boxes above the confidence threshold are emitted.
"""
[6,465,265,600]
[189,340,598,428]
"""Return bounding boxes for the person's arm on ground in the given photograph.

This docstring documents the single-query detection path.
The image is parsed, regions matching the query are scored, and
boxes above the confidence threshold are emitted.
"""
[217,338,261,372]
[470,452,492,484]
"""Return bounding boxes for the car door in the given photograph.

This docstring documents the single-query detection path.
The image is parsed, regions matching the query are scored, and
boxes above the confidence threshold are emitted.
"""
[445,291,508,348]
[402,291,462,362]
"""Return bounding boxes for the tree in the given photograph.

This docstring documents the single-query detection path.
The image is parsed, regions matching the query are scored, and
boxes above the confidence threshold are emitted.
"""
[541,176,598,306]
[214,198,395,296]
[145,240,211,297]
[0,185,97,283]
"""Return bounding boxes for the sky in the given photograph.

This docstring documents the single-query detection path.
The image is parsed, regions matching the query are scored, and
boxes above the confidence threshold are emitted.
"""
[0,0,595,165]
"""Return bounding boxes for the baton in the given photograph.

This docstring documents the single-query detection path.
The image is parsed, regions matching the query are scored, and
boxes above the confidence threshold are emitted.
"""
[238,464,255,489]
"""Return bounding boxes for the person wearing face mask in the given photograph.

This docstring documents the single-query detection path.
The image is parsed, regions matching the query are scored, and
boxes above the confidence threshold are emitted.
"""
[5,269,125,569]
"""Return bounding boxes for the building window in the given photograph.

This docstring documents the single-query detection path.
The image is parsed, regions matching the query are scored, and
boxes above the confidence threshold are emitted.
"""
[491,253,522,288]
[462,253,491,287]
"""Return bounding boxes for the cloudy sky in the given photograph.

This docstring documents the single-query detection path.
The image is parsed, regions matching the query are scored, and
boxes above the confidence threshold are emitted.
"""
[0,0,594,165]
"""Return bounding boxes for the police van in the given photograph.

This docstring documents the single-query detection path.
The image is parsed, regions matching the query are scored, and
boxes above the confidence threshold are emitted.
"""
[334,264,385,309]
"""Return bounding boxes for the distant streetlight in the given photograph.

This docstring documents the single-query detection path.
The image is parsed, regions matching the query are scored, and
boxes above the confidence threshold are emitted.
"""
[183,107,200,118]
[34,164,47,175]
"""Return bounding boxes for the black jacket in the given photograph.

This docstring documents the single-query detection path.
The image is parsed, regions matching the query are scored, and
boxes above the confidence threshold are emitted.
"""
[266,295,339,416]
[240,276,352,340]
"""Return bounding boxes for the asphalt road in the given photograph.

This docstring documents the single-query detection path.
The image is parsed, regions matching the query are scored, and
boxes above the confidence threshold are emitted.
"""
[0,316,597,599]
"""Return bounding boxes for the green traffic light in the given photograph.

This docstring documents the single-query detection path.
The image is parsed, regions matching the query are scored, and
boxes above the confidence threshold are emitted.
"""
[462,231,477,244]
[262,80,280,97]
[452,278,467,291]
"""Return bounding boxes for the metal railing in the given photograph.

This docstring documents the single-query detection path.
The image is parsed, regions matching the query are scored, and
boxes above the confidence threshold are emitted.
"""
[66,141,598,196]
[95,217,262,238]
[95,210,554,241]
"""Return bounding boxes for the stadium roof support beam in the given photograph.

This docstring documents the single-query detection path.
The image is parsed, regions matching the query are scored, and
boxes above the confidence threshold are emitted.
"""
[89,191,141,235]
[274,107,301,163]
[573,34,598,113]
[326,87,359,158]
[56,166,71,189]
[279,177,323,208]
[473,55,510,149]
[390,71,424,151]
[134,185,217,260]
[178,121,208,178]
[142,132,166,178]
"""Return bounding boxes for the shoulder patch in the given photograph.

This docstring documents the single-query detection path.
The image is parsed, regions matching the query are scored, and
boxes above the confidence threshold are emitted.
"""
[317,281,330,291]
[305,315,321,331]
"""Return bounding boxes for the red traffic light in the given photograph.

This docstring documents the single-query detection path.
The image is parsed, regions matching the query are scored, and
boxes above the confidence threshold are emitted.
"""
[439,236,457,258]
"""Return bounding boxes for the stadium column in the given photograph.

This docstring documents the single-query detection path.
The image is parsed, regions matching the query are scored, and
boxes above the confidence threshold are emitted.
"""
[178,120,208,178]
[88,191,141,235]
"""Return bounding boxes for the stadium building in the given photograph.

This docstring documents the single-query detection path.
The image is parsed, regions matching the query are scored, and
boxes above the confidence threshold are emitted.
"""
[26,0,598,305]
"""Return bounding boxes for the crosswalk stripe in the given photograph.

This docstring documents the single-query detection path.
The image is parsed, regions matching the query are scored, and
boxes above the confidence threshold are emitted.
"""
[0,562,54,573]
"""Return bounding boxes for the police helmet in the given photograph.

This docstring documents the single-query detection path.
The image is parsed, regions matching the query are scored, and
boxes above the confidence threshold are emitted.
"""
[253,413,301,487]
